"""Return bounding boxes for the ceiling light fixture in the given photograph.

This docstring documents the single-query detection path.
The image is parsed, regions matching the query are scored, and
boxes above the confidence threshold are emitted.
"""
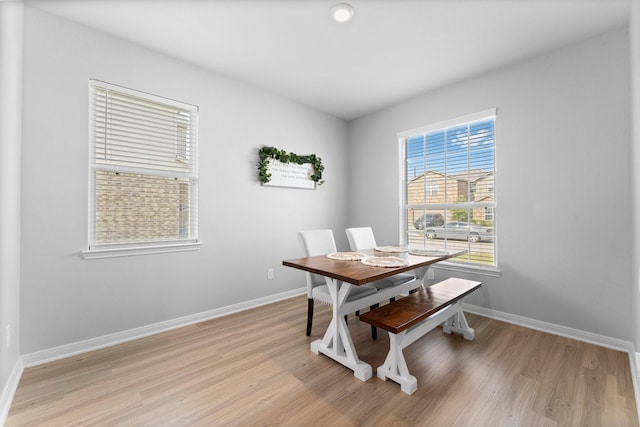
[331,3,354,23]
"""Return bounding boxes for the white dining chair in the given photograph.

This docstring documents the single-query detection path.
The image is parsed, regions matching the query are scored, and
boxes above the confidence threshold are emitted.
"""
[345,226,377,252]
[345,227,420,292]
[299,229,378,338]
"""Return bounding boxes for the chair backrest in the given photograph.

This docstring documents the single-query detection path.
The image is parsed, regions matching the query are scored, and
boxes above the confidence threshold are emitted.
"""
[298,229,338,296]
[345,227,377,251]
[299,229,337,256]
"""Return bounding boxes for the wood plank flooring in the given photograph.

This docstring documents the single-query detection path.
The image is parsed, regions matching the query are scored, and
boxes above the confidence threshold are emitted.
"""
[6,295,639,426]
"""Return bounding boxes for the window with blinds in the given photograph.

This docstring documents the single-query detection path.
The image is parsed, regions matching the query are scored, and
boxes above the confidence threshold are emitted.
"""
[86,80,199,257]
[398,109,497,270]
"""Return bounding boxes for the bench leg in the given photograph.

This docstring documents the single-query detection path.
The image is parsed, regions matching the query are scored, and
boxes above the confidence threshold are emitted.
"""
[377,332,417,395]
[442,307,475,340]
[375,302,463,395]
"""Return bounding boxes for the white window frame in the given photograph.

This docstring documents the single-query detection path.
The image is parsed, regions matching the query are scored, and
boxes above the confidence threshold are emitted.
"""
[83,80,201,259]
[398,108,500,276]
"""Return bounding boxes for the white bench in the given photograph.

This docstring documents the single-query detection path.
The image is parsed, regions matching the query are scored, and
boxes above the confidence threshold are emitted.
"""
[359,277,482,394]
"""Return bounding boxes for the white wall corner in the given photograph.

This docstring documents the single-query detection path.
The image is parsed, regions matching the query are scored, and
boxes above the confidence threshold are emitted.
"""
[0,358,23,427]
[629,0,640,422]
[0,1,24,425]
[632,349,640,424]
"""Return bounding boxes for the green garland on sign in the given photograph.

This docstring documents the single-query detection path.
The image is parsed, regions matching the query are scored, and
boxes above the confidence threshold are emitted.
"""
[257,146,325,185]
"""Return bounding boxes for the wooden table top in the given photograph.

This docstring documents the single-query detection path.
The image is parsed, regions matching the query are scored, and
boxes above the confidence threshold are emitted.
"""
[282,249,464,286]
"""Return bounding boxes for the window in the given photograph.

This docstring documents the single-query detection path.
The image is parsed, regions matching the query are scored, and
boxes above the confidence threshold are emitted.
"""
[84,80,199,259]
[484,207,494,221]
[426,184,439,196]
[399,109,497,270]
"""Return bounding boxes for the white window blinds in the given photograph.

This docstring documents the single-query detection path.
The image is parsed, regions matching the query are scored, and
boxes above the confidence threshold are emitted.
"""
[399,109,497,269]
[87,80,199,254]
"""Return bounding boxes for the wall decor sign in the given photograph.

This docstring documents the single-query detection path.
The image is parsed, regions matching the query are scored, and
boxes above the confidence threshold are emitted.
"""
[257,146,324,189]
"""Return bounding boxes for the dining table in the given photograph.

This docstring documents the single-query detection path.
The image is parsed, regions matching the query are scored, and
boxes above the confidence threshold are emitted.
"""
[282,247,466,381]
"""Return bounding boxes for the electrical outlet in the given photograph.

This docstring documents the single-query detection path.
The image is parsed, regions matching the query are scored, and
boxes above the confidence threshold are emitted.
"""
[5,325,10,349]
[267,268,275,280]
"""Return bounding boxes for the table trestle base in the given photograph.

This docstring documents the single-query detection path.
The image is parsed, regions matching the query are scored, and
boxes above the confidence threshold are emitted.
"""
[311,276,421,381]
[310,337,373,381]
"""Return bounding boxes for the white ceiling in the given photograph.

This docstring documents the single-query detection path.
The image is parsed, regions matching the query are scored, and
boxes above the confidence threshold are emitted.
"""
[28,0,631,120]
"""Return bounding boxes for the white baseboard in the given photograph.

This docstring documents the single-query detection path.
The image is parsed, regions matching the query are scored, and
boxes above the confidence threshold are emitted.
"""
[22,287,305,368]
[463,303,634,353]
[0,357,24,427]
[18,296,638,368]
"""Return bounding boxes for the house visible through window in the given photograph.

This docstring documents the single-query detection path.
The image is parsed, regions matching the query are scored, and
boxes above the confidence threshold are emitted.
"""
[85,80,199,258]
[399,109,497,269]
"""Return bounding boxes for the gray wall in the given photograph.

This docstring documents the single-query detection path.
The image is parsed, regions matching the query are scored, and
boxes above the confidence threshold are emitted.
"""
[19,7,350,354]
[348,28,633,341]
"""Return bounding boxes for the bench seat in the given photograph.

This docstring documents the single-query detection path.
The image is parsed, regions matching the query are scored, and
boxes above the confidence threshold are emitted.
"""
[359,277,481,394]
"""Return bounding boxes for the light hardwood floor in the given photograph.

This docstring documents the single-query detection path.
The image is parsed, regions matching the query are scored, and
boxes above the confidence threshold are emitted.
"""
[6,295,639,426]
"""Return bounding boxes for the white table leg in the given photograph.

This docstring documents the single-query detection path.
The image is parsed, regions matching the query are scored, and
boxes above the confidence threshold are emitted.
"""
[310,277,372,381]
[414,266,430,290]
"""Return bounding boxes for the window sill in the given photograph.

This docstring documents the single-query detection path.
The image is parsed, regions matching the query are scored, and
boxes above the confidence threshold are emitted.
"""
[82,241,202,260]
[432,261,502,277]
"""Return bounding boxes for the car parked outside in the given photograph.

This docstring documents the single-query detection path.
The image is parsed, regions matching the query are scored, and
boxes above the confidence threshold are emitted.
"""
[424,222,494,243]
[414,213,445,230]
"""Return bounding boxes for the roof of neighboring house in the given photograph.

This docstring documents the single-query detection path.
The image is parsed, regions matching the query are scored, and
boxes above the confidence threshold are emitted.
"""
[408,170,448,184]
[473,195,495,203]
[409,169,493,184]
[450,169,493,182]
